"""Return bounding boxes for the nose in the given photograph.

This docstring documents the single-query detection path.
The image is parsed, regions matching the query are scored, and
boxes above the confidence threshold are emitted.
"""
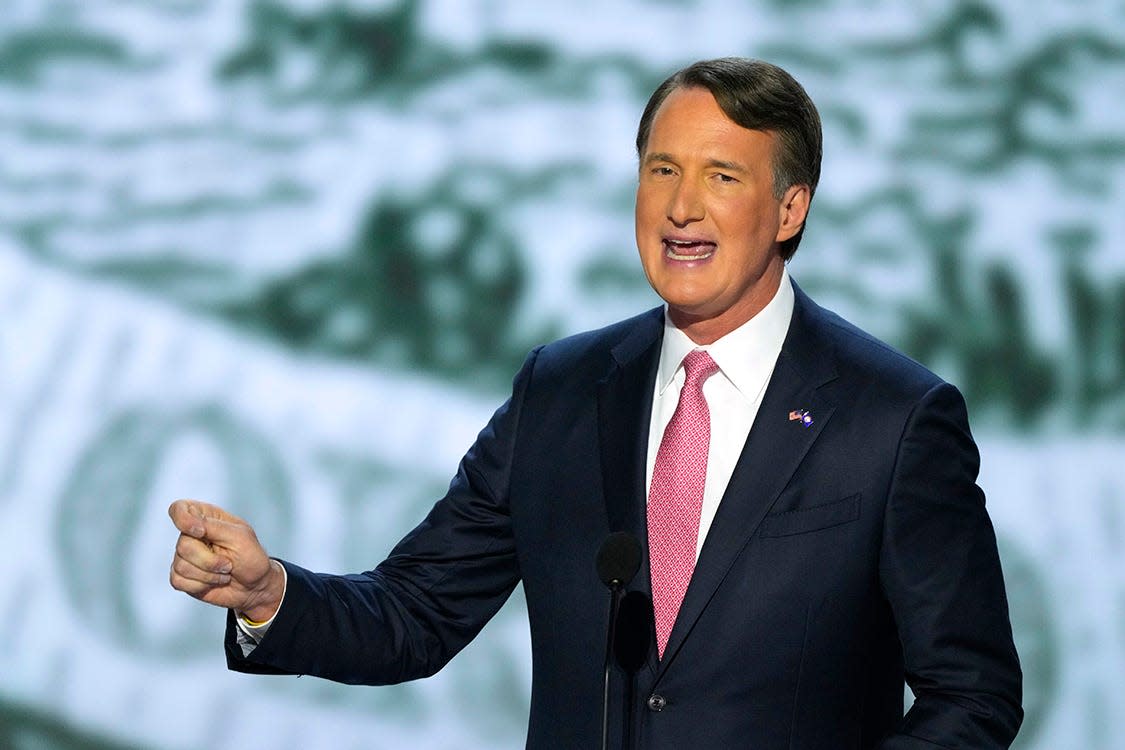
[667,178,704,227]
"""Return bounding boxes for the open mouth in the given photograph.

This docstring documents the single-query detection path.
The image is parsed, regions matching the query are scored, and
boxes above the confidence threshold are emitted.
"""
[663,238,716,261]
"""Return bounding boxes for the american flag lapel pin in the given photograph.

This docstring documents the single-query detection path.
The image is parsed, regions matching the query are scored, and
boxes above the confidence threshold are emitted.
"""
[788,409,814,427]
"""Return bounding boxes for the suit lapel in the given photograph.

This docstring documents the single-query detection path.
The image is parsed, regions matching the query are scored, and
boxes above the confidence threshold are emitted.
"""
[657,285,840,672]
[597,308,663,557]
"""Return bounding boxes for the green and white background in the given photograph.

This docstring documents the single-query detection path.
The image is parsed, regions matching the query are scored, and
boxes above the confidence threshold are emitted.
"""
[1,1,1123,748]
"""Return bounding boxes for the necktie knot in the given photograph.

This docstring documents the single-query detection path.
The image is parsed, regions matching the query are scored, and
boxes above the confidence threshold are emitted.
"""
[681,349,719,390]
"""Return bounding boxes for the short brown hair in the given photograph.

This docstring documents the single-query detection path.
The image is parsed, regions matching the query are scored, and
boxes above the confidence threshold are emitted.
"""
[636,58,822,260]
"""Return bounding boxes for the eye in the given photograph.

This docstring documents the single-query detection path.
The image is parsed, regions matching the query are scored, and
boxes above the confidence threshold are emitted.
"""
[713,172,738,183]
[651,166,676,177]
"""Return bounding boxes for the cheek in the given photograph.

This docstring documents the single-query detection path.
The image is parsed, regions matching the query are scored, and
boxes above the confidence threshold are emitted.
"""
[717,205,773,247]
[635,180,673,219]
[635,189,656,226]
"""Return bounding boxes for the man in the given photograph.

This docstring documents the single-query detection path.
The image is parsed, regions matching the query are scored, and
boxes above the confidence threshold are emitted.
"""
[169,58,1023,748]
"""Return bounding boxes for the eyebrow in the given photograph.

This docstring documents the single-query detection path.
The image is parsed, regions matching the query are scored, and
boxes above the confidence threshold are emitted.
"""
[643,152,749,173]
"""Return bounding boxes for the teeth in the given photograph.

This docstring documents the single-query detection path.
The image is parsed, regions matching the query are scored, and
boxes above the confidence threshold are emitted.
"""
[667,249,714,261]
[664,239,714,261]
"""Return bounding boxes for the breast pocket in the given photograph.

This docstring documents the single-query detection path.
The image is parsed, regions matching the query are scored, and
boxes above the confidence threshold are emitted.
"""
[758,493,861,538]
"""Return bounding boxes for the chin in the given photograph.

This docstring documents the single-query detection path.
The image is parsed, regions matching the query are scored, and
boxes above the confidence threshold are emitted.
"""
[653,281,720,311]
[665,298,723,322]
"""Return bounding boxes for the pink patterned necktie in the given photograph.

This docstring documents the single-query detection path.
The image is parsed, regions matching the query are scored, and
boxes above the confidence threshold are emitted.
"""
[648,349,720,658]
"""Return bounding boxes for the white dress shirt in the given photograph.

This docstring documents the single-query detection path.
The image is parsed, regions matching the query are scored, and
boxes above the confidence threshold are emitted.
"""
[645,268,795,558]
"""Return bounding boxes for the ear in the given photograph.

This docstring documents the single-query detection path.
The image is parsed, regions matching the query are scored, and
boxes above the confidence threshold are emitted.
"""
[775,184,811,243]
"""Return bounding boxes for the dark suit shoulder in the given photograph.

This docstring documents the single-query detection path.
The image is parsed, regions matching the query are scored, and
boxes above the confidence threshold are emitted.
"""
[529,306,663,383]
[793,286,947,402]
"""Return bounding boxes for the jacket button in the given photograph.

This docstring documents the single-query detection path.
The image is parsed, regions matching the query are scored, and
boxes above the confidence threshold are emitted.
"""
[647,694,667,712]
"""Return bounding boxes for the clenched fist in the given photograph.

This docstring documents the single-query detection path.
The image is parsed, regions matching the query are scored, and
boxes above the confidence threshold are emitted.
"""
[168,499,285,624]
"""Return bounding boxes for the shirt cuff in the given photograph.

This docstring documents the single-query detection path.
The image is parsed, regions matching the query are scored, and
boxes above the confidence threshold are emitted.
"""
[233,560,287,651]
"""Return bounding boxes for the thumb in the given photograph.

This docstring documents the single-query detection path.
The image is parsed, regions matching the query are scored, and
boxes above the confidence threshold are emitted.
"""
[168,499,208,538]
[194,513,255,550]
[169,499,247,541]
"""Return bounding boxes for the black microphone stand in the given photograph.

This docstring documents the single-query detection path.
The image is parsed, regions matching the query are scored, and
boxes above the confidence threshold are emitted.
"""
[596,532,642,750]
[601,578,625,750]
[614,590,650,750]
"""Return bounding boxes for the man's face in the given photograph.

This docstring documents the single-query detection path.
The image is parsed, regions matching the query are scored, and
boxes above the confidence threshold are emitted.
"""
[635,86,808,343]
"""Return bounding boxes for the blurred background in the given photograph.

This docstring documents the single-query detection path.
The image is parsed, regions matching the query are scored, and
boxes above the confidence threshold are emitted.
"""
[1,0,1123,748]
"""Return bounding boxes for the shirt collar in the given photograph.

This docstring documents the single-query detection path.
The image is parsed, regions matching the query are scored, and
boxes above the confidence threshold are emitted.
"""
[656,267,795,401]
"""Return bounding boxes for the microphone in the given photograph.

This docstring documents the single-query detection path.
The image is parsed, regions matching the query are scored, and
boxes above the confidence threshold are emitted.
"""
[597,532,642,750]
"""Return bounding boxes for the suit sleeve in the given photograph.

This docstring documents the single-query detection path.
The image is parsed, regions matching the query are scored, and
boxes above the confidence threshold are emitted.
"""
[223,347,542,685]
[877,382,1023,748]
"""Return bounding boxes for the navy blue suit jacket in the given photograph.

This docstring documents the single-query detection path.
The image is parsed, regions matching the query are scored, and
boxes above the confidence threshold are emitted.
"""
[227,282,1023,749]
